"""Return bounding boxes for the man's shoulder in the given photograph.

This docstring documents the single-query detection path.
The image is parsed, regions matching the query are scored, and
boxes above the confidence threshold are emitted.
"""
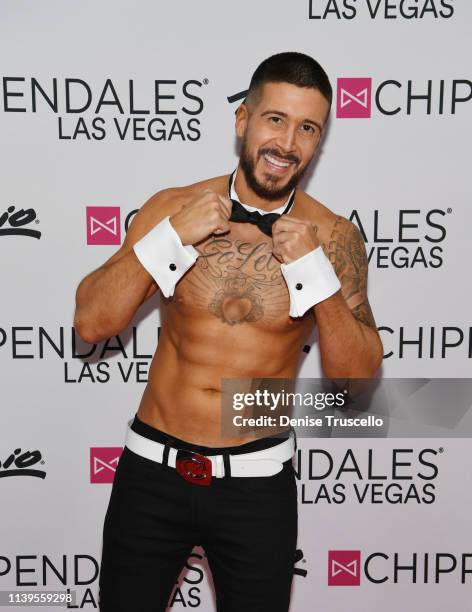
[297,190,355,239]
[143,174,229,212]
[297,191,367,278]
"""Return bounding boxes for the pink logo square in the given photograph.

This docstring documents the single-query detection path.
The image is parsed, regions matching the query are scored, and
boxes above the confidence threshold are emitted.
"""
[328,550,361,586]
[336,78,372,118]
[90,447,123,483]
[86,206,121,245]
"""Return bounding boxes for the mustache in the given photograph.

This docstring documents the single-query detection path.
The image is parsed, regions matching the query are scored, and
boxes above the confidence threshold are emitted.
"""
[259,148,300,165]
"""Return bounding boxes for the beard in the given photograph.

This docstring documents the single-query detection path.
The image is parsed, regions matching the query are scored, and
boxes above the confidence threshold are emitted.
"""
[239,137,309,201]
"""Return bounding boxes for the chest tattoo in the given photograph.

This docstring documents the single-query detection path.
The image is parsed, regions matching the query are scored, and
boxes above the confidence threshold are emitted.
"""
[183,236,290,326]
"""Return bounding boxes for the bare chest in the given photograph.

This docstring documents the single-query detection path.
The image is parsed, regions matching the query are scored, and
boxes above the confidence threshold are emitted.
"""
[173,230,292,327]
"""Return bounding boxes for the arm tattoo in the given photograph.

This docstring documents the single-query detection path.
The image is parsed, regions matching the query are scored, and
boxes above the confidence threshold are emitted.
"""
[327,216,377,328]
[351,302,377,329]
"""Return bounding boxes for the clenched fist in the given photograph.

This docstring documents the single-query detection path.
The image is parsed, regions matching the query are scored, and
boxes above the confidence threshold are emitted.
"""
[169,189,232,246]
[271,216,320,264]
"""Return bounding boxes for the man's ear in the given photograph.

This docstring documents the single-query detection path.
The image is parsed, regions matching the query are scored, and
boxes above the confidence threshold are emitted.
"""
[235,103,249,139]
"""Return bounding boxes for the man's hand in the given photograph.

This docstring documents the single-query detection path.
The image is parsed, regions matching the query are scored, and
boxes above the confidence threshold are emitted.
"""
[169,189,232,246]
[271,216,320,264]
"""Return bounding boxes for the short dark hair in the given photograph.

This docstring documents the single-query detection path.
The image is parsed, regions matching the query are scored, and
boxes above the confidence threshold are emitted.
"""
[245,51,332,111]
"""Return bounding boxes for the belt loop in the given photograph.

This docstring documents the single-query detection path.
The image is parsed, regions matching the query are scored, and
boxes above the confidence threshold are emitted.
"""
[213,455,223,478]
[162,445,170,466]
[162,435,177,466]
[222,452,231,478]
[291,426,298,453]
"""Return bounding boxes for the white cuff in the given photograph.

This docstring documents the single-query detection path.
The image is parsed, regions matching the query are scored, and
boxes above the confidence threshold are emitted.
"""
[280,246,341,317]
[132,216,198,298]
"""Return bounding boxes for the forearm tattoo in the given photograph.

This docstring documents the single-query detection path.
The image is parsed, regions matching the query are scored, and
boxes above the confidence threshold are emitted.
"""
[327,217,377,328]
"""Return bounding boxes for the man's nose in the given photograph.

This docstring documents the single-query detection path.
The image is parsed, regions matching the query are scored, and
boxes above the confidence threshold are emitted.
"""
[275,125,297,155]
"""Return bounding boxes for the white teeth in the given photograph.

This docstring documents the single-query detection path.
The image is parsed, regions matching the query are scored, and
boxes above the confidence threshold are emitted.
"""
[264,154,290,168]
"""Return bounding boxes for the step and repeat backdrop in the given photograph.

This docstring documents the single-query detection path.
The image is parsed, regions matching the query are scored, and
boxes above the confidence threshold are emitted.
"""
[0,1,470,610]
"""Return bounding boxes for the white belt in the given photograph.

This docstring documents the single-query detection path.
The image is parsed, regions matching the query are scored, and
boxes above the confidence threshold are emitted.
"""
[124,420,295,478]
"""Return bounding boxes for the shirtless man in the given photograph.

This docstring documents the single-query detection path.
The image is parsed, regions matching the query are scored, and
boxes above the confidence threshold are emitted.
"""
[74,52,383,612]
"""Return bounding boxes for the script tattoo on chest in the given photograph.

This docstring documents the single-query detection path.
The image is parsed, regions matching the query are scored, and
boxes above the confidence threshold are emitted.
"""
[183,236,290,326]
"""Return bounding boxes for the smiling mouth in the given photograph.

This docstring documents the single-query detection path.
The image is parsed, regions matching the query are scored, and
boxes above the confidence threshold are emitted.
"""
[262,153,295,173]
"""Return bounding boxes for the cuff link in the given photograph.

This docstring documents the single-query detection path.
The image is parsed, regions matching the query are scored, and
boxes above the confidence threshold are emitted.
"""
[295,282,303,290]
[169,263,177,271]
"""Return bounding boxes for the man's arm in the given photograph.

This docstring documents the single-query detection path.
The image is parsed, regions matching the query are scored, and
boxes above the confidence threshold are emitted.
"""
[314,216,383,378]
[74,186,233,344]
[272,213,383,378]
[73,190,173,344]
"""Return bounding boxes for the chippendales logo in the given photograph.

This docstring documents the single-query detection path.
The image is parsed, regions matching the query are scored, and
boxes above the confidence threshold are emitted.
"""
[0,554,100,608]
[349,208,448,269]
[229,77,471,117]
[337,77,471,118]
[309,0,455,20]
[328,549,472,585]
[0,205,41,240]
[0,324,161,382]
[379,325,472,360]
[1,77,206,141]
[294,447,440,504]
[0,447,46,479]
[87,207,138,247]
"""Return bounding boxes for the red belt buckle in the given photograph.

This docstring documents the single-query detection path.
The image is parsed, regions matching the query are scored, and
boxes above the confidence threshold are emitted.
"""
[175,450,212,486]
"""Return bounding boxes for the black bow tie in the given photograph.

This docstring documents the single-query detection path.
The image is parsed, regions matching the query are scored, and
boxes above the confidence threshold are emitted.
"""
[229,200,283,237]
[228,172,295,237]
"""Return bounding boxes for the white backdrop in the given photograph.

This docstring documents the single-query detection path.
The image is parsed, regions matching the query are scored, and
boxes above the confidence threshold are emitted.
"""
[0,1,470,610]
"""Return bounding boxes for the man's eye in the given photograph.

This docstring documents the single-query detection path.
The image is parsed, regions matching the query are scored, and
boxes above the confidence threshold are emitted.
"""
[269,116,282,124]
[301,124,315,133]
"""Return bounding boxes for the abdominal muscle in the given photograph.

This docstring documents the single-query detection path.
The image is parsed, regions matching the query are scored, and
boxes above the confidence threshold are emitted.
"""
[136,314,312,446]
[136,224,314,447]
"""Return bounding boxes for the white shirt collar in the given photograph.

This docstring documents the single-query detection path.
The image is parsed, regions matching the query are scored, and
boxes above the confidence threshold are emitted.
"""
[230,169,295,215]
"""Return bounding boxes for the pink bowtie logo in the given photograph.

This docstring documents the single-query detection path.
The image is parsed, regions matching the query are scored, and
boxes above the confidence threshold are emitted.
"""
[328,550,361,586]
[90,447,123,483]
[336,78,372,118]
[86,206,121,245]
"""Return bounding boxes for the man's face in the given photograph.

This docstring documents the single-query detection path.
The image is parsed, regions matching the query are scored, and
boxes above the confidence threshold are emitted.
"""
[236,81,330,201]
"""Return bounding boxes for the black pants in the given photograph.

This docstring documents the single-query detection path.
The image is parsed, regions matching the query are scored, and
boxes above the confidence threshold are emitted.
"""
[98,414,298,612]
